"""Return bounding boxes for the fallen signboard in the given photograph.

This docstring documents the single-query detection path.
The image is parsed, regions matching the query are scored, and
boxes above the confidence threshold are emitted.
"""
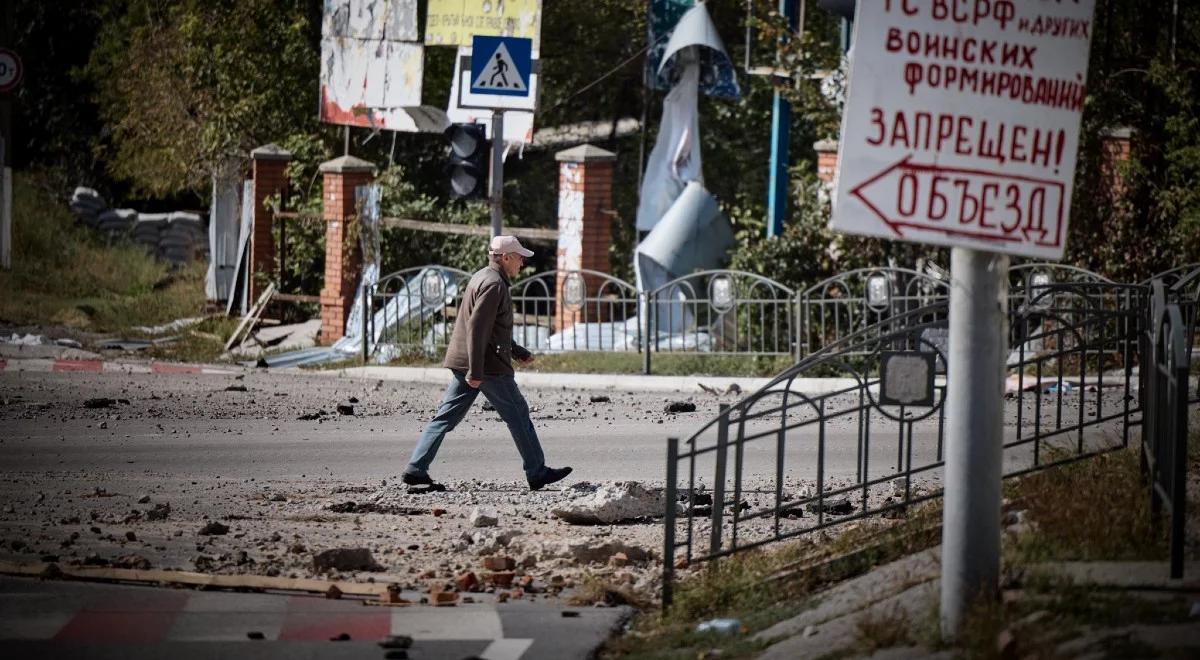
[831,0,1096,260]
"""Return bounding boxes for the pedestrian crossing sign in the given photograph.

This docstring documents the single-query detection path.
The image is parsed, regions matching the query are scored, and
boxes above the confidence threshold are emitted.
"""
[469,36,532,98]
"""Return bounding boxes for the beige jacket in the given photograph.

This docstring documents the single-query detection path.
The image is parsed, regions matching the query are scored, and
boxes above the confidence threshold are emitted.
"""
[443,263,531,380]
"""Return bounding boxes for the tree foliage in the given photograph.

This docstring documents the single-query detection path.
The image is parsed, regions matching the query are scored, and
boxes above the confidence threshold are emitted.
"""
[86,0,322,197]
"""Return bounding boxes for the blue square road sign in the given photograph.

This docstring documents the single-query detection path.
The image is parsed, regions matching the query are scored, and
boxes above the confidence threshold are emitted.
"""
[470,36,532,98]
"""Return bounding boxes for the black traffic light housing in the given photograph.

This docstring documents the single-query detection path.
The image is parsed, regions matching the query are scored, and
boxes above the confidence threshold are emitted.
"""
[444,123,489,200]
[817,0,855,20]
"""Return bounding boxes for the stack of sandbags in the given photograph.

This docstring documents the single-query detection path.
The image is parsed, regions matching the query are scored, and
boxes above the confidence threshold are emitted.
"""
[70,187,107,228]
[132,212,169,254]
[96,209,137,239]
[159,212,208,265]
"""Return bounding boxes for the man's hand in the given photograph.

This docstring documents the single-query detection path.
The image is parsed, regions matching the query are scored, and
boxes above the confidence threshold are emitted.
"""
[517,355,535,366]
[466,377,482,388]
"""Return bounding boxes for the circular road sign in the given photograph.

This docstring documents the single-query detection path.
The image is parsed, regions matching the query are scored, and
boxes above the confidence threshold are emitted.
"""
[0,49,22,92]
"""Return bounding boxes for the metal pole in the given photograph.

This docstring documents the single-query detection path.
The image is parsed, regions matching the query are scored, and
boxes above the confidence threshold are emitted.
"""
[662,436,679,612]
[766,0,798,239]
[940,247,1008,639]
[489,110,504,237]
[0,135,9,270]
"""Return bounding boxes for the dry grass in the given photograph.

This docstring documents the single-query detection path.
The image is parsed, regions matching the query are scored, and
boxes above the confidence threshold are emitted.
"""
[1007,446,1164,563]
[853,603,916,655]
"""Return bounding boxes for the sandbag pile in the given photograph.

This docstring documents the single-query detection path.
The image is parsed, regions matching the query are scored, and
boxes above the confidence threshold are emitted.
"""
[69,186,209,267]
[70,187,107,228]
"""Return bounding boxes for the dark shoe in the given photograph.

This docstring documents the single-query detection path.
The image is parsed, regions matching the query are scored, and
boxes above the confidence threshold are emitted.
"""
[528,466,573,491]
[402,472,434,486]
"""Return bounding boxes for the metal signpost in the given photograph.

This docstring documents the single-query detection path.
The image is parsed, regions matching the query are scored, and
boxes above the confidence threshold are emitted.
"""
[829,0,1096,637]
[459,35,537,237]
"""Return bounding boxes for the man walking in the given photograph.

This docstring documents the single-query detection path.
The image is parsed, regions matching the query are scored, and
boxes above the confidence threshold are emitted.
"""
[403,236,573,491]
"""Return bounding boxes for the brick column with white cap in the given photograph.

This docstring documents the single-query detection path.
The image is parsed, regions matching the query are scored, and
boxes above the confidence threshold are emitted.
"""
[554,144,616,331]
[250,143,292,301]
[318,155,375,345]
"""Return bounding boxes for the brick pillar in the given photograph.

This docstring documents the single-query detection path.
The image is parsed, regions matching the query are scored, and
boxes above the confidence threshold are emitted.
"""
[1100,127,1132,200]
[318,155,375,345]
[250,144,292,301]
[554,144,616,332]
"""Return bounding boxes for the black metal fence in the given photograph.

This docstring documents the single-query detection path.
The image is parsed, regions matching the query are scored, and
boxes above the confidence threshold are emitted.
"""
[362,262,1162,374]
[661,275,1193,608]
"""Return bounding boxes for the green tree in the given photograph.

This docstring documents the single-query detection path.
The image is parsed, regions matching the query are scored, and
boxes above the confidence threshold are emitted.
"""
[87,0,322,197]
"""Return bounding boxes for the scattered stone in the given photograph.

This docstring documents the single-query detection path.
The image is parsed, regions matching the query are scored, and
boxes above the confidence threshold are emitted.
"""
[455,572,479,592]
[485,571,515,587]
[125,531,137,542]
[112,554,151,570]
[483,556,516,571]
[562,610,581,618]
[297,411,324,421]
[313,548,382,573]
[545,538,652,565]
[470,506,499,528]
[609,552,629,567]
[379,634,413,649]
[198,521,229,536]
[137,495,151,504]
[336,403,355,416]
[553,482,669,524]
[289,543,306,554]
[82,553,110,567]
[146,503,170,521]
[432,508,447,517]
[327,502,424,515]
[269,493,287,502]
[326,585,343,600]
[664,401,696,413]
[99,421,108,429]
[589,395,610,403]
[805,498,853,515]
[84,398,117,409]
[247,631,265,640]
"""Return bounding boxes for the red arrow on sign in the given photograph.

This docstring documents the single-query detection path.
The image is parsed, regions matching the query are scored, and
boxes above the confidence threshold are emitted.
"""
[848,156,1066,249]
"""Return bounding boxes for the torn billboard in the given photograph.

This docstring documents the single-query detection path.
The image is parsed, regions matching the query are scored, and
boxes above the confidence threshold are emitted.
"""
[425,0,542,49]
[320,0,447,132]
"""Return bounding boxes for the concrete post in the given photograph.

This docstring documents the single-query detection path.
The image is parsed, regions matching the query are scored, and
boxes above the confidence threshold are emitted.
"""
[940,247,1009,638]
[249,144,292,301]
[318,155,375,345]
[554,144,616,331]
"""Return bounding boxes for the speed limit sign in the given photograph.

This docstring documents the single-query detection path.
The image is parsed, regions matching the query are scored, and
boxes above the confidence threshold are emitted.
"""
[0,49,23,93]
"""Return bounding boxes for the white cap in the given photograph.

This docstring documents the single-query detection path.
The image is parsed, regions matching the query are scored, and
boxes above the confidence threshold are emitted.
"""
[489,235,534,257]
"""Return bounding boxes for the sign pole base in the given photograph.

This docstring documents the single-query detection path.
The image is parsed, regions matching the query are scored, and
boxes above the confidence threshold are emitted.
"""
[940,246,1008,639]
[489,110,504,238]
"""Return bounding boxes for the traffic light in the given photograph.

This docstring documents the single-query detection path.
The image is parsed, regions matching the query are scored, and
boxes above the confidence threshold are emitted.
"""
[817,0,855,20]
[444,123,489,199]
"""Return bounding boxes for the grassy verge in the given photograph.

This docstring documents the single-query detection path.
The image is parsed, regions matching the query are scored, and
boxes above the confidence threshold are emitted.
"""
[0,172,209,332]
[308,349,798,378]
[603,504,944,659]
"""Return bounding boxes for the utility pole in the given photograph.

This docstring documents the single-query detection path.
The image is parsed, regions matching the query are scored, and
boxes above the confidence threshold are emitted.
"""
[940,247,1008,637]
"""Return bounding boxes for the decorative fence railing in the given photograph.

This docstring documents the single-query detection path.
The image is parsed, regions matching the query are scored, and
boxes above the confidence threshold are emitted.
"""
[510,269,641,353]
[643,270,796,373]
[360,263,1200,380]
[1142,280,1192,579]
[661,276,1193,608]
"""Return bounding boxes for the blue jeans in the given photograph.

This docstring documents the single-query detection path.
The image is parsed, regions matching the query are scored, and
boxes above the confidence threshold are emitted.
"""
[406,369,548,480]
